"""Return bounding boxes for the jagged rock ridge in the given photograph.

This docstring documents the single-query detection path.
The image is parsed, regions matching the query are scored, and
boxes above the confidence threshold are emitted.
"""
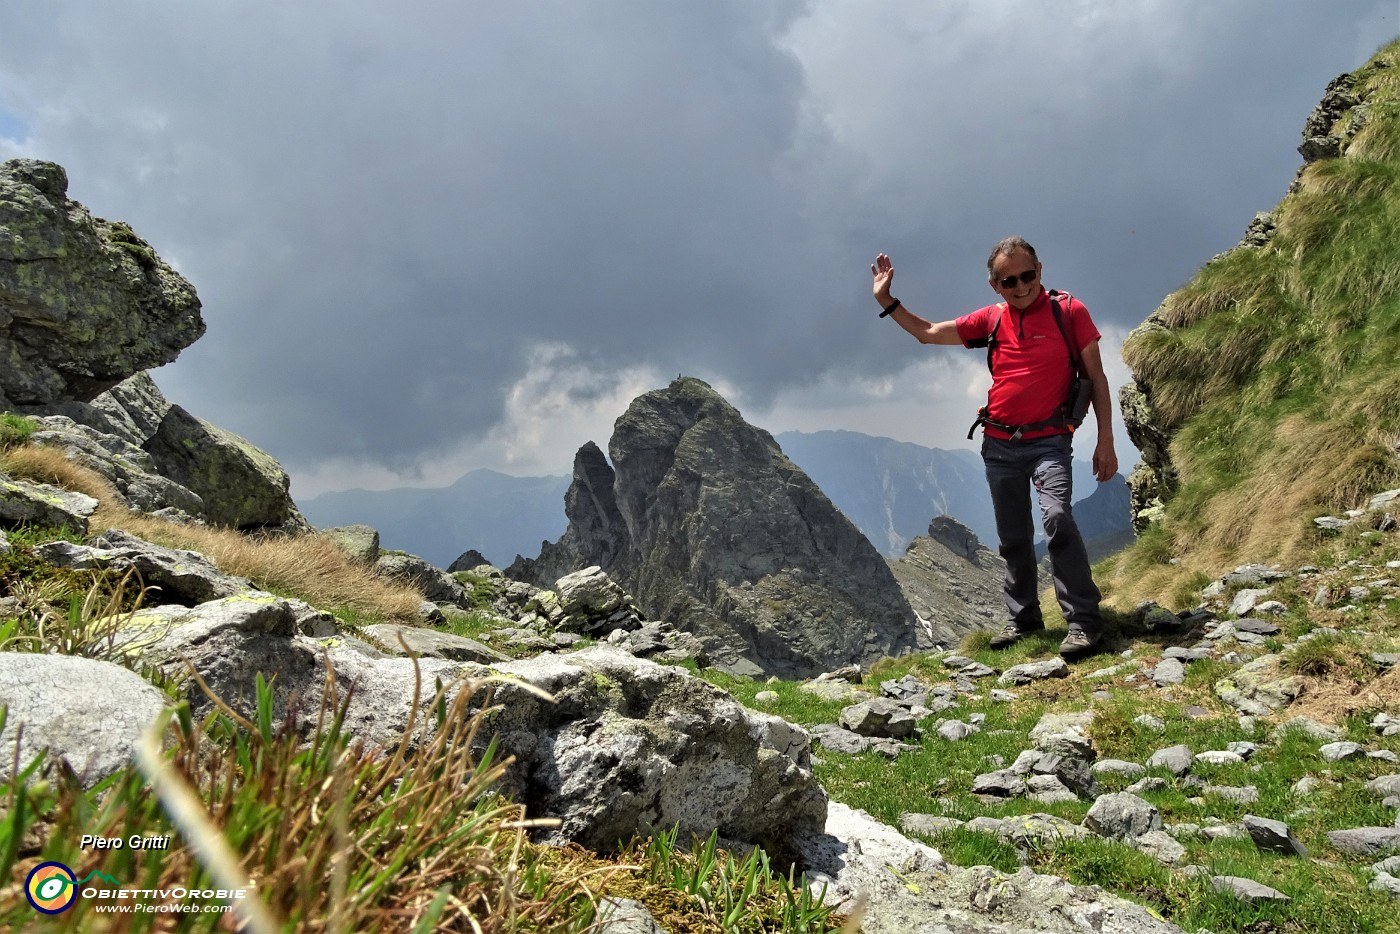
[511,377,935,678]
[887,516,1005,645]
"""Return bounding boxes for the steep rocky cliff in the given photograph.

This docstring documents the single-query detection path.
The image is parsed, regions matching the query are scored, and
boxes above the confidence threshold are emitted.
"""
[1116,43,1400,578]
[511,377,935,677]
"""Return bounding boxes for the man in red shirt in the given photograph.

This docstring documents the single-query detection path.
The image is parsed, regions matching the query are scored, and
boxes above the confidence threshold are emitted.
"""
[870,237,1118,659]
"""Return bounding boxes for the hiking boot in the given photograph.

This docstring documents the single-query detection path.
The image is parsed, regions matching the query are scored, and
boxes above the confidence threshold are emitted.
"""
[989,621,1045,650]
[1059,627,1102,660]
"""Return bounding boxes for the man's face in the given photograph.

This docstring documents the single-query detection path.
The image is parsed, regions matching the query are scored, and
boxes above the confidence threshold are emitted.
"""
[989,249,1043,310]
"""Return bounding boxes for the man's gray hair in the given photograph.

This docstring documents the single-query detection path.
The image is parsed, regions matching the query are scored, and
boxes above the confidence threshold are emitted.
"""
[987,236,1039,273]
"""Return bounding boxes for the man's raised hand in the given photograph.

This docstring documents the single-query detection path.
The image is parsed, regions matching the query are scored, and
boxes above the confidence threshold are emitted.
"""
[871,253,895,305]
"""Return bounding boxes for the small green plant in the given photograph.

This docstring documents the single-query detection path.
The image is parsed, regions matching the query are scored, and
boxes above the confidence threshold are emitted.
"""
[1,568,160,663]
[105,221,158,269]
[0,413,38,449]
[627,826,841,932]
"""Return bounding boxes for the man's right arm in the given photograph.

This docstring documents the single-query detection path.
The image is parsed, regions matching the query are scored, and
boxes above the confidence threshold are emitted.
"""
[886,306,964,345]
[871,252,964,345]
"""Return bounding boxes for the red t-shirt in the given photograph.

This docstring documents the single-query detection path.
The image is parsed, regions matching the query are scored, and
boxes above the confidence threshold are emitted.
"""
[955,288,1100,441]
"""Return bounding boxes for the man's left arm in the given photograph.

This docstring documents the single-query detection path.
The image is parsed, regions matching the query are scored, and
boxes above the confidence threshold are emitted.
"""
[1078,340,1118,482]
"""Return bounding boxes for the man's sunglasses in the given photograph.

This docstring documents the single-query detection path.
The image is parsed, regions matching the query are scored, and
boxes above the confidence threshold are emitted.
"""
[997,269,1038,289]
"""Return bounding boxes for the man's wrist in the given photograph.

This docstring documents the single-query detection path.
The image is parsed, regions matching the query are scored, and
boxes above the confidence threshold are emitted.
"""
[879,297,901,318]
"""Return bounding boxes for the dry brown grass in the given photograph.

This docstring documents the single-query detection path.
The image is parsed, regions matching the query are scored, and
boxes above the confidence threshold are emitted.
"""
[1287,665,1400,725]
[0,444,120,503]
[1167,415,1400,570]
[1,443,425,620]
[115,513,426,618]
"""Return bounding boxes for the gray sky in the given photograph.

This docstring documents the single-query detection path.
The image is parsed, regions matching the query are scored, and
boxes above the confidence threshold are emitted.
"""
[1,2,1393,496]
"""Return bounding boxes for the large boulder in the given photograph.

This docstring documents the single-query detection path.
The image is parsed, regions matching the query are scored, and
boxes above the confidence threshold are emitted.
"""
[0,653,169,786]
[128,590,822,855]
[485,646,827,855]
[0,159,204,409]
[510,378,933,677]
[28,373,307,532]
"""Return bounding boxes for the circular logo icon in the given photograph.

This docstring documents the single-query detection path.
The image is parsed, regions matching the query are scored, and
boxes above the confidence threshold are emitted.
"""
[26,861,78,914]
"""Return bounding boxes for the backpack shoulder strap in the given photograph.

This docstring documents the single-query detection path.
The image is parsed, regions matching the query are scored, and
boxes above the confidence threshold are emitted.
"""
[964,303,1005,373]
[1046,290,1084,374]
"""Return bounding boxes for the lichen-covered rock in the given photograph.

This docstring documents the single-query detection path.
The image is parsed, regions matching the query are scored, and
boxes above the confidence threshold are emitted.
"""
[320,524,380,565]
[361,623,508,663]
[374,552,470,607]
[0,472,98,533]
[0,653,169,786]
[36,528,253,605]
[1215,654,1300,715]
[484,646,828,855]
[0,159,204,408]
[27,373,307,532]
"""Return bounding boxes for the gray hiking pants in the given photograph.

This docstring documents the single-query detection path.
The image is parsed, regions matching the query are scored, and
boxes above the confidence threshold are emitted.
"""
[981,433,1102,632]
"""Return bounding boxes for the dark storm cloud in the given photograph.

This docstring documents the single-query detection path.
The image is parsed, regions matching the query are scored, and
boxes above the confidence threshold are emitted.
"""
[0,1,1394,482]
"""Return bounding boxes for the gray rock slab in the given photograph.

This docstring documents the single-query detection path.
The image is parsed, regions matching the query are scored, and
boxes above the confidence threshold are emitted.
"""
[1320,741,1366,761]
[1092,759,1146,778]
[0,475,99,534]
[1204,785,1259,805]
[0,653,168,786]
[899,813,964,837]
[1147,744,1194,776]
[1084,792,1162,840]
[1134,829,1187,865]
[840,698,918,739]
[1209,875,1290,905]
[999,657,1070,685]
[595,898,666,934]
[1370,872,1400,899]
[937,720,977,742]
[37,528,255,605]
[1126,777,1169,795]
[971,769,1027,798]
[1270,716,1343,742]
[1030,710,1096,741]
[1153,657,1186,686]
[814,727,873,755]
[1243,815,1308,857]
[992,812,1092,847]
[1229,588,1273,616]
[361,623,509,663]
[1328,828,1400,857]
[799,680,873,704]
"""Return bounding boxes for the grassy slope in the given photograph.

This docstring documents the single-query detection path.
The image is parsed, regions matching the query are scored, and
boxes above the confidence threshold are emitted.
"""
[1105,39,1400,608]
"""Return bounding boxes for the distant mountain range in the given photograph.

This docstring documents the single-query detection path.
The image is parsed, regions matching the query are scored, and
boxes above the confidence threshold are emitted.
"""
[299,469,571,568]
[299,430,1133,569]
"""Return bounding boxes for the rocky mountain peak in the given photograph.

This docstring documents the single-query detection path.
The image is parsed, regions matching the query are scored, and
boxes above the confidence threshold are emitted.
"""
[512,377,934,678]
